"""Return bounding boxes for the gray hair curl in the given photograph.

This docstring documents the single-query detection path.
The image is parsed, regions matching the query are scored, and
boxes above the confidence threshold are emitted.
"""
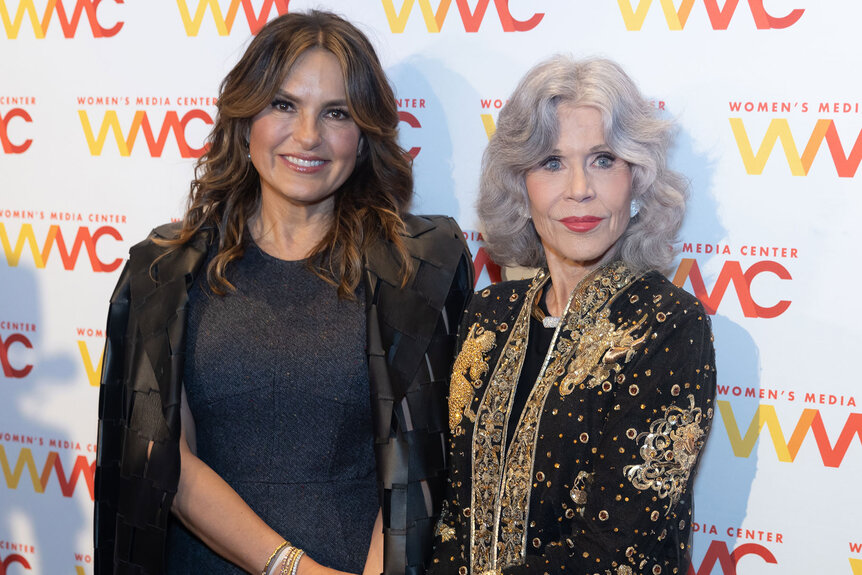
[478,55,687,274]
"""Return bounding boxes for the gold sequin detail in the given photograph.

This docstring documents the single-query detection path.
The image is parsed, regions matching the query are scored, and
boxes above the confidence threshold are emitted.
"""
[671,384,681,396]
[481,289,491,298]
[509,293,519,302]
[598,510,609,521]
[629,384,640,396]
[559,312,649,396]
[624,395,707,506]
[536,471,545,481]
[469,263,636,573]
[565,508,575,519]
[656,312,667,323]
[448,323,496,431]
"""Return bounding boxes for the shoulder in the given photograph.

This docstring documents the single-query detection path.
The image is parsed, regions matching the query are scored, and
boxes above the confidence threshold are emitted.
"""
[402,214,466,248]
[616,269,713,342]
[399,213,471,276]
[461,276,533,331]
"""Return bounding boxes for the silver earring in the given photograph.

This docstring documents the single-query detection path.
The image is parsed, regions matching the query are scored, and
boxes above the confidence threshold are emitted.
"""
[630,198,640,218]
[247,152,251,160]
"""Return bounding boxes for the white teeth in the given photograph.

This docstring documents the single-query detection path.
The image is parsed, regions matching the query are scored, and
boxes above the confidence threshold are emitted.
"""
[285,155,324,167]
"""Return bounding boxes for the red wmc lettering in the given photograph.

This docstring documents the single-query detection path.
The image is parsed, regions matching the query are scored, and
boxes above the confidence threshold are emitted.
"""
[0,0,124,39]
[382,0,543,33]
[617,0,803,31]
[0,108,32,153]
[688,540,777,575]
[0,333,33,378]
[398,111,421,158]
[0,554,32,575]
[0,223,123,272]
[672,258,791,318]
[79,109,213,157]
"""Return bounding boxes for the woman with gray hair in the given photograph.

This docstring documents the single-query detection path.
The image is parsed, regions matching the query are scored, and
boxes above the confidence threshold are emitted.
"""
[430,56,716,575]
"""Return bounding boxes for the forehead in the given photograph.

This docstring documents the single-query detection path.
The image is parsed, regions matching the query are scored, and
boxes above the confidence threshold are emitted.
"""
[280,48,346,91]
[554,104,606,145]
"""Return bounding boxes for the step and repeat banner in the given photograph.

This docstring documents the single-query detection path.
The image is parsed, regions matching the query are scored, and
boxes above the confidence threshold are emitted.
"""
[1,1,860,573]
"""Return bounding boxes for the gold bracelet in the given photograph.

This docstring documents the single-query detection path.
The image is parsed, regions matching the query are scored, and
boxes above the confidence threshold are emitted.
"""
[289,549,305,575]
[263,540,289,575]
[280,547,302,575]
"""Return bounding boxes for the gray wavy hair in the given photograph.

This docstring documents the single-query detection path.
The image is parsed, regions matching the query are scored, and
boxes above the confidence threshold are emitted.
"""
[478,55,687,273]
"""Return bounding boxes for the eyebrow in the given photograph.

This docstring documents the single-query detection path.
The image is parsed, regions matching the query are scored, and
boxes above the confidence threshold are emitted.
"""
[274,89,348,108]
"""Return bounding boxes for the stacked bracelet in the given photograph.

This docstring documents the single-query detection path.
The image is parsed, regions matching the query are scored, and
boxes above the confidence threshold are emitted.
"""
[279,546,305,575]
[262,540,290,575]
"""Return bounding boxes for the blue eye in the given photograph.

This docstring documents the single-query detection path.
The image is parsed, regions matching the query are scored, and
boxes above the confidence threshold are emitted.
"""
[593,153,616,169]
[541,156,563,171]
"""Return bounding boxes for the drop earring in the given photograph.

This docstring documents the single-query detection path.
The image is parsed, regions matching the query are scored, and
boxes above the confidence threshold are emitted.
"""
[630,198,640,218]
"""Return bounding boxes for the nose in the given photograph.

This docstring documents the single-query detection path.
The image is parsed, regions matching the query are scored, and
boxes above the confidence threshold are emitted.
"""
[294,112,322,149]
[565,164,594,202]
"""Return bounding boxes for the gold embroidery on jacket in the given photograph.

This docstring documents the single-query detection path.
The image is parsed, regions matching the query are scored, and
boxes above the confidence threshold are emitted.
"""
[449,323,497,431]
[469,263,637,573]
[623,394,706,507]
[560,312,649,395]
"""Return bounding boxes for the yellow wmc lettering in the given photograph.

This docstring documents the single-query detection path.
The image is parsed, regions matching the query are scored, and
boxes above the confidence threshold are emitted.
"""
[0,445,45,493]
[0,0,46,39]
[77,341,104,387]
[480,114,496,140]
[616,0,695,31]
[718,400,822,462]
[0,222,47,267]
[76,567,88,575]
[176,0,249,36]
[850,558,862,575]
[729,117,808,176]
[78,110,145,156]
[381,0,451,33]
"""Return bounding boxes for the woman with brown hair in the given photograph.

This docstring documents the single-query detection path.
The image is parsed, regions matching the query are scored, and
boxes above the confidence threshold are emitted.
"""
[94,11,472,575]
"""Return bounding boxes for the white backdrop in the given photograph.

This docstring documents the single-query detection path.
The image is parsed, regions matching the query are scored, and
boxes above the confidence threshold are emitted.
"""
[1,1,861,573]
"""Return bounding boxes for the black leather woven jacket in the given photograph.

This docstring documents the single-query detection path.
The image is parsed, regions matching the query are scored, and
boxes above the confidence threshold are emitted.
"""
[93,215,473,575]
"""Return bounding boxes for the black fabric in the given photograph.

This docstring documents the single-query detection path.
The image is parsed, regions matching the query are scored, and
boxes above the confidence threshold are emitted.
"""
[165,245,376,573]
[430,270,717,575]
[94,215,474,575]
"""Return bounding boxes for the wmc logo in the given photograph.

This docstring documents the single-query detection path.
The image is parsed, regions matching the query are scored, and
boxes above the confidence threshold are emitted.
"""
[0,333,32,378]
[0,445,95,499]
[688,540,776,574]
[730,118,862,178]
[0,223,123,272]
[616,0,803,30]
[0,108,32,153]
[381,0,543,33]
[78,109,212,158]
[672,258,791,318]
[176,0,289,36]
[0,554,32,574]
[0,0,123,39]
[77,327,104,387]
[717,400,862,468]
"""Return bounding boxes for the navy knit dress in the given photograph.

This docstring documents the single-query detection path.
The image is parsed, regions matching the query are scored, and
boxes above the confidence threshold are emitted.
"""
[165,243,378,573]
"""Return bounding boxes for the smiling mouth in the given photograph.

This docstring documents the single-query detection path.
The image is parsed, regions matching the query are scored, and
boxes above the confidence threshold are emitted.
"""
[283,155,326,168]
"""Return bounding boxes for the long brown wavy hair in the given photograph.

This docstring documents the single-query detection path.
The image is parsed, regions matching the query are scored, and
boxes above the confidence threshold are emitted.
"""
[158,10,413,299]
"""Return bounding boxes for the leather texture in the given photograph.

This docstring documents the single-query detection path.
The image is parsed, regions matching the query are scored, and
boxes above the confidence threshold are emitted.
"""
[94,215,473,575]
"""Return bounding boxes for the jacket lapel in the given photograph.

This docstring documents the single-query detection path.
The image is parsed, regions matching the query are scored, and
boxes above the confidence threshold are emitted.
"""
[127,224,210,434]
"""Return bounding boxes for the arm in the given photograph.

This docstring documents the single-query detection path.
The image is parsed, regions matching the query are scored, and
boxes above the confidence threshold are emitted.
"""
[361,509,384,575]
[505,303,717,574]
[172,386,356,575]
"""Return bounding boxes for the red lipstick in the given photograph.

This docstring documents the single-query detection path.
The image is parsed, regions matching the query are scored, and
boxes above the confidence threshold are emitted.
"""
[559,216,603,232]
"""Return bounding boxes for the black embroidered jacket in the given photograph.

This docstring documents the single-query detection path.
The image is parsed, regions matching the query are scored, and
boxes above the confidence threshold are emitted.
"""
[94,215,473,575]
[430,263,716,575]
